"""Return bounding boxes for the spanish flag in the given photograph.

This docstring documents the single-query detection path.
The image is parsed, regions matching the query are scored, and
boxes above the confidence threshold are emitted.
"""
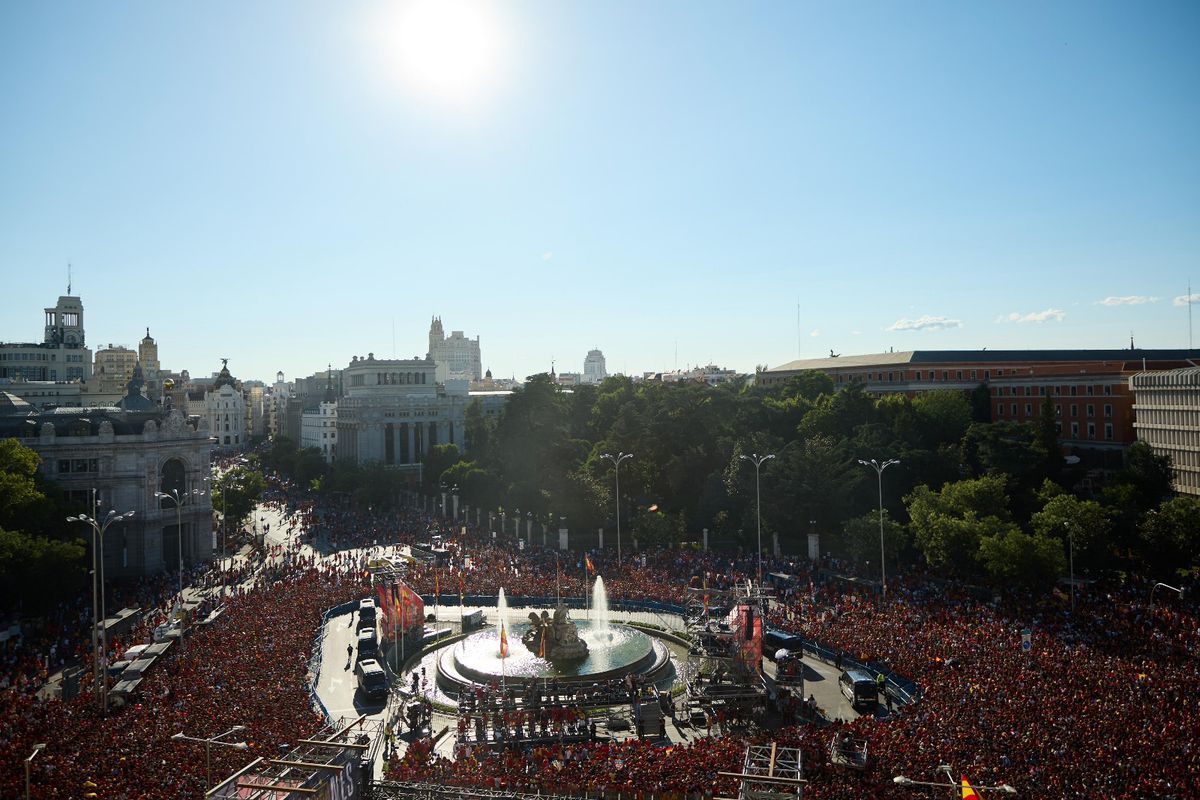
[499,621,509,658]
[435,572,440,598]
[538,631,546,659]
[961,777,980,799]
[585,554,595,575]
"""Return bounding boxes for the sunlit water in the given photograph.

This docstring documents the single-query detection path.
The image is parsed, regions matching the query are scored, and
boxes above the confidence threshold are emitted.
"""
[453,620,653,679]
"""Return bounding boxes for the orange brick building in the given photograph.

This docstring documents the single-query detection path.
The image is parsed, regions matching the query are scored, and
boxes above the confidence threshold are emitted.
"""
[760,350,1194,450]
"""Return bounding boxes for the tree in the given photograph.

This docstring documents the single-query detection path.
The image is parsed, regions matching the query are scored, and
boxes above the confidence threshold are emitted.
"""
[212,466,267,531]
[906,476,1013,574]
[839,510,907,567]
[977,527,1065,590]
[1113,442,1174,512]
[1031,494,1112,571]
[0,527,88,612]
[1138,497,1200,574]
[912,389,972,447]
[423,444,462,490]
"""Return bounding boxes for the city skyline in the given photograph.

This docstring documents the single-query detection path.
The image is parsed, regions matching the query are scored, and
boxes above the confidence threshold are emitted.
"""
[2,2,1197,382]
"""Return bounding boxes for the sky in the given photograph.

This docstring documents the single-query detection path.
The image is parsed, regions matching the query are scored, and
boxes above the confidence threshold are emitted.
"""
[1,1,1198,383]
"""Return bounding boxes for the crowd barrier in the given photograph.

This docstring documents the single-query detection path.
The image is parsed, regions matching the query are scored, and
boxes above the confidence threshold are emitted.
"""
[309,600,358,722]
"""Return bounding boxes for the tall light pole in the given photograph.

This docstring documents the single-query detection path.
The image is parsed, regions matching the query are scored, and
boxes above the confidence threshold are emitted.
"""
[600,452,633,565]
[157,488,206,596]
[172,725,248,791]
[1150,582,1184,610]
[67,508,135,714]
[858,458,899,598]
[24,742,45,800]
[739,453,775,583]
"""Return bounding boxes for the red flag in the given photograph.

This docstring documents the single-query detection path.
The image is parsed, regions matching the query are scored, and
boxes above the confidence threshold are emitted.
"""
[499,622,509,658]
[538,630,546,659]
[961,778,980,800]
[585,555,595,575]
[435,573,440,598]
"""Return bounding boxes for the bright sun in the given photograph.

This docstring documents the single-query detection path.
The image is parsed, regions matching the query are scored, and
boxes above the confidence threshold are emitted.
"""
[392,0,506,105]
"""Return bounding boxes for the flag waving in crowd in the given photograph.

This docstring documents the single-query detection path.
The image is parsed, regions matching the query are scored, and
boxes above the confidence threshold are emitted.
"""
[961,777,980,800]
[585,554,595,575]
[499,621,509,659]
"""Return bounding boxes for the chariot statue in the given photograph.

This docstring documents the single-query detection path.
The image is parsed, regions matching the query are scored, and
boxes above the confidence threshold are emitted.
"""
[522,604,589,660]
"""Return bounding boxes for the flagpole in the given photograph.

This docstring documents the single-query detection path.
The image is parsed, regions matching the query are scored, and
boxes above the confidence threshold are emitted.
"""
[584,564,590,621]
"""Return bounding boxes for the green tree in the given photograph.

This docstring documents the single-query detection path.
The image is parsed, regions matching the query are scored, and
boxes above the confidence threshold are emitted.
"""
[212,466,267,530]
[906,475,1013,574]
[1031,494,1112,570]
[423,443,462,490]
[912,389,972,447]
[839,510,907,567]
[1138,497,1200,574]
[0,527,87,612]
[977,527,1065,590]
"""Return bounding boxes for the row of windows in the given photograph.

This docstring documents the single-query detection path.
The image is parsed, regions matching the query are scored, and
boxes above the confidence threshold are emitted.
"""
[997,403,1113,418]
[1053,421,1114,440]
[58,458,99,474]
[0,352,56,361]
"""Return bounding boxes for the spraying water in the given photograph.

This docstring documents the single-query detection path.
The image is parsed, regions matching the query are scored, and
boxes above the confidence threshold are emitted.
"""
[592,576,611,638]
[497,587,508,656]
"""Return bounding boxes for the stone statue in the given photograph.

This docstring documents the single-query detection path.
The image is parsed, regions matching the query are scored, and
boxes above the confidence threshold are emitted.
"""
[522,604,589,661]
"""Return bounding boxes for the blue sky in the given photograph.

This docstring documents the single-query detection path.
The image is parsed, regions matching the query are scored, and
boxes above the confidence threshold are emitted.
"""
[2,1,1197,383]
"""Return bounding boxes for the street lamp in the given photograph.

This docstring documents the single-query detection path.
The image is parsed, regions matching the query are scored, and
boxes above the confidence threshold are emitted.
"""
[857,458,900,598]
[894,764,1017,797]
[1150,582,1184,610]
[739,452,775,583]
[206,474,232,566]
[24,742,45,800]
[452,485,460,522]
[172,725,249,791]
[599,452,633,565]
[156,488,206,596]
[67,508,135,714]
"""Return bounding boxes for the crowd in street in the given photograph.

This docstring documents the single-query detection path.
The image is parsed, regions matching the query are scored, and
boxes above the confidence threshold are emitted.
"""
[3,465,1197,799]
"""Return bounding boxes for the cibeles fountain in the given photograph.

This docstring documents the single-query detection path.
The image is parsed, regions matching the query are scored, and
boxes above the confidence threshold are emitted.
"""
[436,578,674,692]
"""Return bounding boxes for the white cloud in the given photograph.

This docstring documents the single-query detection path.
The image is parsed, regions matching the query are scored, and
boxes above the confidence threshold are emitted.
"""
[886,315,961,332]
[542,251,553,261]
[1174,293,1200,307]
[997,308,1066,324]
[850,330,862,336]
[1097,295,1157,306]
[809,329,821,337]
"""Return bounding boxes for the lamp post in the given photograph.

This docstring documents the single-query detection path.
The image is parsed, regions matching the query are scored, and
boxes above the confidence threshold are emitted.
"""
[1150,582,1184,610]
[599,452,633,565]
[156,488,206,596]
[1064,521,1075,613]
[24,742,45,800]
[67,508,135,714]
[857,458,900,598]
[894,764,1017,797]
[452,485,460,522]
[172,725,248,791]
[739,452,775,583]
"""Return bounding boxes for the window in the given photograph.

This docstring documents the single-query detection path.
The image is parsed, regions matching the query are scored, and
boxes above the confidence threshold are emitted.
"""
[1104,385,1112,396]
[1104,404,1112,418]
[1070,386,1077,396]
[1087,422,1096,439]
[1011,403,1017,415]
[996,403,1004,416]
[1087,404,1095,418]
[1105,423,1114,441]
[1071,405,1078,417]
[971,370,977,379]
[1055,422,1062,434]
[1025,403,1032,415]
[1055,405,1062,417]
[1086,385,1094,396]
[956,370,963,380]
[1071,422,1079,438]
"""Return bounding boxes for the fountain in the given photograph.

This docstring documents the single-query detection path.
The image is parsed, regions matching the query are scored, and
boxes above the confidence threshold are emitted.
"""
[436,584,673,691]
[592,575,611,637]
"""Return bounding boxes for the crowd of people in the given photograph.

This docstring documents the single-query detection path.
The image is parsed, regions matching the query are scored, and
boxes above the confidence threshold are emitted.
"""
[3,463,1197,799]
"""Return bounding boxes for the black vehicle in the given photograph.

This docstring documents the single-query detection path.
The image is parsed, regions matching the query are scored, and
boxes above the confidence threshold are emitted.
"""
[838,669,877,710]
[763,629,804,661]
[356,628,379,661]
[355,659,388,701]
[358,598,377,626]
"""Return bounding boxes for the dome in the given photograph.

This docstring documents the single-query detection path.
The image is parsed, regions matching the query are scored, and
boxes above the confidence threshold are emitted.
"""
[117,363,156,411]
[213,358,237,391]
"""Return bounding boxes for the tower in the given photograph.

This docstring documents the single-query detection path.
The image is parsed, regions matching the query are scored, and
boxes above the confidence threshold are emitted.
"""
[428,316,445,359]
[139,327,161,398]
[43,296,85,347]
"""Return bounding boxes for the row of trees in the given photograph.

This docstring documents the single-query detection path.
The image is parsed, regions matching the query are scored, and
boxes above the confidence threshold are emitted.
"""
[266,372,1197,589]
[0,439,88,612]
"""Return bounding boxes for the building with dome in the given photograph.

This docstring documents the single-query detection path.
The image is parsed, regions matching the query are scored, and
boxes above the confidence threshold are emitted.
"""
[204,359,247,451]
[0,373,215,579]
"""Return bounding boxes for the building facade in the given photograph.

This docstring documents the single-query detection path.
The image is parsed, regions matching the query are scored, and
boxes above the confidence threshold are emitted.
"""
[138,328,161,400]
[336,353,467,468]
[300,396,338,463]
[761,349,1195,450]
[428,317,482,383]
[1131,367,1200,496]
[583,349,607,384]
[0,294,93,382]
[0,386,214,579]
[204,360,246,451]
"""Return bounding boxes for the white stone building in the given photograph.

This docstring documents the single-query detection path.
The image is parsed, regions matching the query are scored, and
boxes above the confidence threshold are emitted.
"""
[1131,367,1200,496]
[428,317,482,383]
[0,294,92,381]
[204,360,246,451]
[336,353,467,467]
[583,349,607,384]
[0,379,214,578]
[300,382,338,463]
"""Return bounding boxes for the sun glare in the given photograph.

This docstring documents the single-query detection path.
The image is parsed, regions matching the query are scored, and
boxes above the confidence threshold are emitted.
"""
[391,0,506,105]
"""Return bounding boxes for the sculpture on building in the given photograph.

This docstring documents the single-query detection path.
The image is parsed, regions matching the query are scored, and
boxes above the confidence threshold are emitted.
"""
[523,605,589,660]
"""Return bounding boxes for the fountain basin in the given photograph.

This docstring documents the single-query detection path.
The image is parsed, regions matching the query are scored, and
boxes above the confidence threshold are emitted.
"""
[437,621,671,691]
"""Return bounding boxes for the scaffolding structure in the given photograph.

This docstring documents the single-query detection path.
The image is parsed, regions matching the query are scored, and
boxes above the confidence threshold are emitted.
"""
[718,743,806,800]
[682,583,772,724]
[208,715,384,799]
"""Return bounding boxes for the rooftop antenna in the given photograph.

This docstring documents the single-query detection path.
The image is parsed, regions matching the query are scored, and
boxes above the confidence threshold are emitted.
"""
[67,262,72,295]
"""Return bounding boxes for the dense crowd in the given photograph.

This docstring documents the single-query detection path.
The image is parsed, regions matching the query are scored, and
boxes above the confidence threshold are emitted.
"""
[3,466,1197,799]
